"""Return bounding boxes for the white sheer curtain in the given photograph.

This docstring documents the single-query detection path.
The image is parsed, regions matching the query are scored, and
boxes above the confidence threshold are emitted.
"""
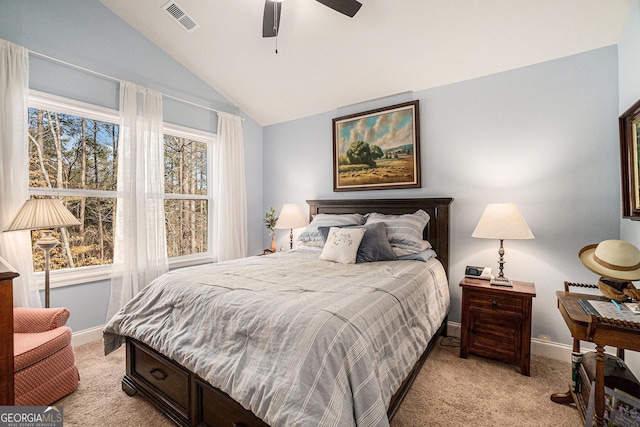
[214,112,247,261]
[107,81,168,319]
[0,39,40,307]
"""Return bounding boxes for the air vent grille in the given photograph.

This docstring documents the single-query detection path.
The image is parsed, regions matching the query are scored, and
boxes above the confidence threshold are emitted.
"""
[162,1,200,33]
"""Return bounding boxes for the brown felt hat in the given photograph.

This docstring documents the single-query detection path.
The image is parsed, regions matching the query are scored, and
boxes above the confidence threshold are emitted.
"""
[578,240,640,281]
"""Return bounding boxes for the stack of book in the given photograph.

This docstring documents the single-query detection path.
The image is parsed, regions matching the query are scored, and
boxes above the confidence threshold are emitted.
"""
[584,384,640,426]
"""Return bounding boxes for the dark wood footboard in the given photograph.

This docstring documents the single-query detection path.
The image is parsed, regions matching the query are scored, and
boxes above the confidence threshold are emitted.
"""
[124,337,270,427]
[122,316,448,427]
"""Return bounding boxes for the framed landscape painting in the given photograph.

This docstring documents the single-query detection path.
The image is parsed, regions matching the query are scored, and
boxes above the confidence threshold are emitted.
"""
[332,100,421,192]
[620,97,640,220]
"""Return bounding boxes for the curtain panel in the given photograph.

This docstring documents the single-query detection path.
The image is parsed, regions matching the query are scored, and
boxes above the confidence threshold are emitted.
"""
[214,112,248,261]
[0,39,40,307]
[107,81,168,320]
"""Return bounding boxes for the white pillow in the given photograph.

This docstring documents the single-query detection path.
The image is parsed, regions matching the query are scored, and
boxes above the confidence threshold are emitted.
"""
[319,227,366,264]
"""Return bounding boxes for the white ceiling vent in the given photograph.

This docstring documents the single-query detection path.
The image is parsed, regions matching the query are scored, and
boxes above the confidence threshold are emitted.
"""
[162,1,200,33]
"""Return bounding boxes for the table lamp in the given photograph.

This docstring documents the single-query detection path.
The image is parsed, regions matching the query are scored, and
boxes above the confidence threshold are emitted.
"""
[472,203,534,286]
[275,204,308,250]
[4,198,81,307]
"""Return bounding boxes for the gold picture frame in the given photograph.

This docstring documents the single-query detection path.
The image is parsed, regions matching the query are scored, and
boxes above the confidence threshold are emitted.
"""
[332,101,421,192]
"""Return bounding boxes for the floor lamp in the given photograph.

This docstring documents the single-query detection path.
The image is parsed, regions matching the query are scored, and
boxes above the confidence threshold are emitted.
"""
[4,198,81,307]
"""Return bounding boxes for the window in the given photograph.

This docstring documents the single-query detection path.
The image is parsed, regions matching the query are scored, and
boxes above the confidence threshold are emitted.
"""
[28,92,119,276]
[163,125,213,260]
[27,91,216,284]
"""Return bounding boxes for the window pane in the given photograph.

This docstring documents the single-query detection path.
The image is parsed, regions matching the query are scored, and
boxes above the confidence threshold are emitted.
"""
[165,199,208,257]
[164,134,207,195]
[31,196,115,272]
[28,108,118,191]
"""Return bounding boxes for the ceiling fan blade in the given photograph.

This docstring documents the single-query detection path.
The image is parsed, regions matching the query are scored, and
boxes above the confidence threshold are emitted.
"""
[316,0,362,17]
[262,0,282,38]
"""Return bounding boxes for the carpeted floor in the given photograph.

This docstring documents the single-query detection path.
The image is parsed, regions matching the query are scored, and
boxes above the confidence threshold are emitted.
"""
[57,337,582,426]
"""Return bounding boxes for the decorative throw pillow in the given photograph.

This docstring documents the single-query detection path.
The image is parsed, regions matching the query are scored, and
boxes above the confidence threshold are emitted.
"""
[319,222,397,263]
[319,227,366,264]
[297,213,365,246]
[364,210,430,254]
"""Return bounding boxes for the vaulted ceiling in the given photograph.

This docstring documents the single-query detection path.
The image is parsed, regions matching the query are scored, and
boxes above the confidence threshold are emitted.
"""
[100,0,633,126]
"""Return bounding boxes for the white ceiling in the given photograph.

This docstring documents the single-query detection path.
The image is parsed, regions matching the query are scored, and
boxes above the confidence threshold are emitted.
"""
[100,0,633,126]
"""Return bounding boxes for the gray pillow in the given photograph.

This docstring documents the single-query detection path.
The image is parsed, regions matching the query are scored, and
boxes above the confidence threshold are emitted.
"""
[363,210,430,254]
[319,222,397,263]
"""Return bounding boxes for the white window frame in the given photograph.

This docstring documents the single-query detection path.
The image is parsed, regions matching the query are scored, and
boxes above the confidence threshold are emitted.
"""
[162,122,216,268]
[28,91,216,288]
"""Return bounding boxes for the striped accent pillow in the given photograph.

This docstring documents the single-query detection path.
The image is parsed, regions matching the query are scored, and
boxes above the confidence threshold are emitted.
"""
[364,209,430,254]
[297,213,365,246]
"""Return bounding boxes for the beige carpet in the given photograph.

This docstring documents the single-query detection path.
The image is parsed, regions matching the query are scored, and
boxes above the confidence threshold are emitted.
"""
[57,337,582,426]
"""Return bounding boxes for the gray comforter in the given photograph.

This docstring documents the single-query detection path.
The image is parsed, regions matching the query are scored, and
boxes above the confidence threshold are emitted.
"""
[104,249,449,427]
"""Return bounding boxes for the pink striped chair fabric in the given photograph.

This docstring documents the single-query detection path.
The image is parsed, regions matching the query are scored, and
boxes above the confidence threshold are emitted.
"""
[13,307,79,406]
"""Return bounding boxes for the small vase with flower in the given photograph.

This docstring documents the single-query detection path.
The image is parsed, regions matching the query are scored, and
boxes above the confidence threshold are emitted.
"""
[264,207,278,253]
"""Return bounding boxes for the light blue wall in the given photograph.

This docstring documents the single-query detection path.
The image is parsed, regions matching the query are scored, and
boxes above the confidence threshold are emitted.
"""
[617,0,640,374]
[0,0,264,331]
[264,46,621,345]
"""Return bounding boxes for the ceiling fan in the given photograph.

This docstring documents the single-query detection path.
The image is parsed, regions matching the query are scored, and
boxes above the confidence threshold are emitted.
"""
[262,0,362,38]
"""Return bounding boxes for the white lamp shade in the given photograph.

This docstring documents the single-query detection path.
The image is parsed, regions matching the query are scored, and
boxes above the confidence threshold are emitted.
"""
[275,204,308,230]
[472,203,534,240]
[4,198,81,232]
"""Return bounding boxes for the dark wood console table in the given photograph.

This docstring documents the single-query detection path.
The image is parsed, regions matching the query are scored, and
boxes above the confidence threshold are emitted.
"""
[551,290,640,427]
[0,257,19,406]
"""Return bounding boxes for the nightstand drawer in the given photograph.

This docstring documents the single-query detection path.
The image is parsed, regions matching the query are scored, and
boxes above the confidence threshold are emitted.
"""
[468,291,522,314]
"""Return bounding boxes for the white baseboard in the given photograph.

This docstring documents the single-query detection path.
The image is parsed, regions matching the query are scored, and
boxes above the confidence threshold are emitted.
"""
[71,325,104,347]
[446,321,574,363]
[531,337,573,362]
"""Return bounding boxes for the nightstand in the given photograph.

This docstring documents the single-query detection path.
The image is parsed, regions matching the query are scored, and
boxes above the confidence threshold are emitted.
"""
[459,277,536,376]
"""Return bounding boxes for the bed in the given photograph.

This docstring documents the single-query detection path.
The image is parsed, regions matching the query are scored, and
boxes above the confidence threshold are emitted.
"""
[103,197,453,427]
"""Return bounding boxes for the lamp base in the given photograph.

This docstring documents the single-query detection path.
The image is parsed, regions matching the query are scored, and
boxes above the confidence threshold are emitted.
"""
[36,230,59,308]
[490,276,513,287]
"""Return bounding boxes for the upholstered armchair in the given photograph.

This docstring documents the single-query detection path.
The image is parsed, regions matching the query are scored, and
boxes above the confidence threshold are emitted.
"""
[13,307,79,405]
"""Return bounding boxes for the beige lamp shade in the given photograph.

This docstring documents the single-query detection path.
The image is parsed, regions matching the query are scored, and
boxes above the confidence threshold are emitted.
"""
[4,198,80,308]
[472,203,534,240]
[275,204,308,230]
[4,198,81,232]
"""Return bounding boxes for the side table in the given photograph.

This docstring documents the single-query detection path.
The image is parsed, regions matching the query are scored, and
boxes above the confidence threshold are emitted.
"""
[459,277,536,376]
[551,289,640,427]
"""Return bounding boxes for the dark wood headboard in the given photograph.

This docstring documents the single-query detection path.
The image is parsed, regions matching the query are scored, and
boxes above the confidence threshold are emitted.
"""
[306,198,453,277]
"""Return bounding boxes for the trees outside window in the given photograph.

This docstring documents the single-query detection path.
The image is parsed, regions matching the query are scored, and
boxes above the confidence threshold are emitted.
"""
[27,92,215,277]
[27,97,118,272]
[164,132,209,258]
